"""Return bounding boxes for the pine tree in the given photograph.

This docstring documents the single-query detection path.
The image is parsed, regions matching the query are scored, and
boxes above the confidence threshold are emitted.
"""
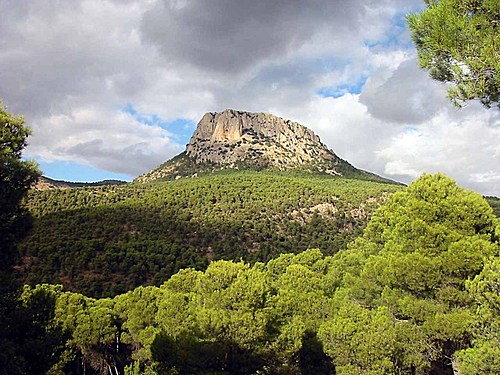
[408,0,500,108]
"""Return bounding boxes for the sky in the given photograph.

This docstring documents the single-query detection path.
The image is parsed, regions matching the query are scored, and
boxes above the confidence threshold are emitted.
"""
[0,0,499,195]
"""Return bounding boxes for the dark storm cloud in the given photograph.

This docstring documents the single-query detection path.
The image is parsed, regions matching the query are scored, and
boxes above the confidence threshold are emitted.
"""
[359,58,448,124]
[0,0,150,118]
[140,0,372,74]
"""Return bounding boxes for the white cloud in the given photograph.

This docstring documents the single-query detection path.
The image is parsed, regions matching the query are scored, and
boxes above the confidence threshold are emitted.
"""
[27,106,183,175]
[384,160,421,178]
[376,110,500,195]
[359,57,450,124]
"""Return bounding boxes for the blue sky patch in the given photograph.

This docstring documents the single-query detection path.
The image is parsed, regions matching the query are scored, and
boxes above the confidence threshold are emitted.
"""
[403,126,419,134]
[364,11,416,51]
[38,160,133,182]
[317,76,368,98]
[122,103,196,146]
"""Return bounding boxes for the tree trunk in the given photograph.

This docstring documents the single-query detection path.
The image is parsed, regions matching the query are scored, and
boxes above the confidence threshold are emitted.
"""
[451,355,462,375]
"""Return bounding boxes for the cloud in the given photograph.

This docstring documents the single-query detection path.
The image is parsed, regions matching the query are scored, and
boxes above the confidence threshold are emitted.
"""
[27,106,183,176]
[0,0,187,176]
[1,0,498,195]
[0,1,148,117]
[274,82,499,195]
[140,0,370,75]
[278,93,402,180]
[359,58,449,124]
[376,109,500,195]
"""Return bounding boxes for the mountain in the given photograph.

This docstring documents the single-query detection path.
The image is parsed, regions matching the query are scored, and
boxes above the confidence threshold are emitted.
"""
[34,176,127,190]
[19,110,405,298]
[136,109,394,184]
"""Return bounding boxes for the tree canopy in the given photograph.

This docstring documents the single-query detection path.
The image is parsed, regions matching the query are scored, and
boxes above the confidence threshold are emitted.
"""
[0,101,46,374]
[20,171,399,297]
[320,173,499,374]
[408,0,500,108]
[0,101,40,272]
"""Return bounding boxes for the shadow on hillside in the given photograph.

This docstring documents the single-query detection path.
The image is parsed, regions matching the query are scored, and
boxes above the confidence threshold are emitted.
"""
[151,332,265,374]
[18,199,362,298]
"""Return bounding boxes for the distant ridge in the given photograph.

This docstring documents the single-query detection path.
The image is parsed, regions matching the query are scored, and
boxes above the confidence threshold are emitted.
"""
[136,109,395,184]
[34,176,127,190]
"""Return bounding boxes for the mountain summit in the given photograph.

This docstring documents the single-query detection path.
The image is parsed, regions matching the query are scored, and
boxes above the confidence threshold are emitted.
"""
[187,109,338,169]
[136,109,390,183]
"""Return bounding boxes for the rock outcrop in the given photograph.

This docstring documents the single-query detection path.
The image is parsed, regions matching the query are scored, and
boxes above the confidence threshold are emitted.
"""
[185,109,337,168]
[136,109,391,183]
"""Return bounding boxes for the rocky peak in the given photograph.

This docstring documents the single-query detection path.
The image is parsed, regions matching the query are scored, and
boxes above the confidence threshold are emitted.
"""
[185,109,337,168]
[188,109,320,145]
[136,109,391,183]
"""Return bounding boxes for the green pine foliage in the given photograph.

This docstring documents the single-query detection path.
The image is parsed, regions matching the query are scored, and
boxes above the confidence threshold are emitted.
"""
[408,0,500,108]
[20,170,400,297]
[455,255,500,374]
[318,173,499,374]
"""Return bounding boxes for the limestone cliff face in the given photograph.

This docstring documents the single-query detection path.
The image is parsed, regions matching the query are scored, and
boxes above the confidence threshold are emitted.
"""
[185,109,337,168]
[136,109,375,183]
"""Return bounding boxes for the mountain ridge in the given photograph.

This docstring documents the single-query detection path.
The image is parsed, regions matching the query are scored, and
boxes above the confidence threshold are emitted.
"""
[34,176,127,190]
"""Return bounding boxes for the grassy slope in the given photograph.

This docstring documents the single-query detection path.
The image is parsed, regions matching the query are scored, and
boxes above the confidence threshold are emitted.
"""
[20,171,401,297]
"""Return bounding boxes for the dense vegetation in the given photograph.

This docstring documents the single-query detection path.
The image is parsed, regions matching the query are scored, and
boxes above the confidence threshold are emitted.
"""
[38,176,127,189]
[20,171,400,297]
[0,101,51,374]
[20,174,500,375]
[4,3,499,371]
[485,196,500,217]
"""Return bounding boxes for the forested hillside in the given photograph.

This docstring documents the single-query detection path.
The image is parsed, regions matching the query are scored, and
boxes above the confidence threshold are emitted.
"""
[20,171,400,297]
[485,196,500,217]
[34,176,127,190]
[21,174,500,375]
